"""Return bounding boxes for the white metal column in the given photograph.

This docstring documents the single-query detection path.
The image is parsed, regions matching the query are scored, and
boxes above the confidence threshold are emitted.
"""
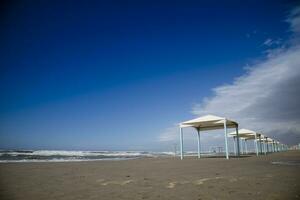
[180,127,183,160]
[280,144,282,151]
[235,126,240,157]
[224,119,229,159]
[263,138,267,155]
[259,135,262,154]
[197,128,201,158]
[254,134,258,156]
[266,137,269,153]
[245,140,248,154]
[233,137,236,156]
[240,138,244,154]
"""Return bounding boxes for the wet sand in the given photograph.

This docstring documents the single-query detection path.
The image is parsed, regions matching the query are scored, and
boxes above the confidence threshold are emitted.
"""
[0,151,300,200]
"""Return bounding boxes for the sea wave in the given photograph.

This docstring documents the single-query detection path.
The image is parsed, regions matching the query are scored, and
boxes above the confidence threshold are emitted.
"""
[0,150,174,163]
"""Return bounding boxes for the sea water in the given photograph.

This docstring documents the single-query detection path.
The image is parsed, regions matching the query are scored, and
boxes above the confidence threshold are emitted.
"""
[0,150,176,163]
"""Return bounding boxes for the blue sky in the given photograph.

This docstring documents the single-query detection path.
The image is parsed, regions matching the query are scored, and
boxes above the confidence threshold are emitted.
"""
[0,1,299,151]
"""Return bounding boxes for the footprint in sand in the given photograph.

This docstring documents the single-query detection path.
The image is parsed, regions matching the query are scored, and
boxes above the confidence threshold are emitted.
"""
[97,179,134,186]
[96,179,105,183]
[166,182,177,188]
[265,174,273,178]
[193,177,223,185]
[166,180,191,188]
[229,178,238,183]
[166,177,224,188]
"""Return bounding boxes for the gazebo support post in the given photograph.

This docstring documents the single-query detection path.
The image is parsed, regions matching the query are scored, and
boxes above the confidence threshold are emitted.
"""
[180,127,183,160]
[254,134,259,156]
[197,128,201,158]
[233,137,236,156]
[263,138,267,155]
[259,135,262,155]
[280,144,282,151]
[223,119,229,159]
[245,139,248,154]
[266,137,269,153]
[279,144,282,151]
[240,139,244,154]
[235,126,240,157]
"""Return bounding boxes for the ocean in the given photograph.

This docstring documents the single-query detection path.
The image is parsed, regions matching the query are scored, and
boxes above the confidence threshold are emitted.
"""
[0,150,176,163]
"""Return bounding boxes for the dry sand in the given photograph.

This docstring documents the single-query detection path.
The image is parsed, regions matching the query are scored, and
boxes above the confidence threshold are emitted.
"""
[0,151,300,200]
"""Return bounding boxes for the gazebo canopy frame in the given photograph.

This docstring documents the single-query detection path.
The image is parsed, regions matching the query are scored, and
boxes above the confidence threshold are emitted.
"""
[229,129,260,156]
[179,115,240,160]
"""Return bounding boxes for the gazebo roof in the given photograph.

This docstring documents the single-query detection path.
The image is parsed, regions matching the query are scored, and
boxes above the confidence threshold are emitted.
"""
[180,114,238,131]
[229,128,256,135]
[228,128,259,140]
[266,138,274,143]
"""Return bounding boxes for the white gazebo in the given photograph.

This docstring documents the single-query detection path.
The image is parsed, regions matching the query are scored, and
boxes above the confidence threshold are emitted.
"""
[265,137,275,153]
[275,141,280,152]
[179,114,240,160]
[229,128,260,156]
[259,134,269,155]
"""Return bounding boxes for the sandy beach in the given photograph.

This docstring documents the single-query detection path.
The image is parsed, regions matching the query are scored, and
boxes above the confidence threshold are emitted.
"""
[0,151,299,200]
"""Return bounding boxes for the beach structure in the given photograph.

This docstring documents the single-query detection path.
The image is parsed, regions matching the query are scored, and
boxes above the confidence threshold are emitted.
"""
[229,129,281,156]
[271,139,276,152]
[275,141,280,152]
[229,128,260,156]
[256,134,269,155]
[275,141,278,152]
[263,137,275,153]
[261,135,269,155]
[278,141,283,151]
[273,140,280,152]
[179,115,240,160]
[266,138,274,153]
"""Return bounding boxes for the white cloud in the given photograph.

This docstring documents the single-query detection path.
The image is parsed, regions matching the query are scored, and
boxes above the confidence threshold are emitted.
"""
[263,38,281,47]
[192,6,300,145]
[287,6,300,35]
[263,38,273,46]
[159,6,300,146]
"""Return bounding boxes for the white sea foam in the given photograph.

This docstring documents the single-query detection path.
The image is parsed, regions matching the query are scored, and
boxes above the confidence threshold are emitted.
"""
[0,157,135,163]
[0,150,172,163]
[0,150,220,163]
[0,150,151,157]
